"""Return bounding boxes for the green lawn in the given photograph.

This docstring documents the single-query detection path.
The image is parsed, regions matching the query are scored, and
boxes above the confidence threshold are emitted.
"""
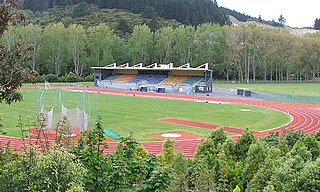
[214,83,320,97]
[24,82,94,87]
[0,88,290,141]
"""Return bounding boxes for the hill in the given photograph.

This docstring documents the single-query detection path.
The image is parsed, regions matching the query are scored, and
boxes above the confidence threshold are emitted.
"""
[22,0,229,26]
[24,3,181,30]
[228,15,319,37]
[220,7,254,22]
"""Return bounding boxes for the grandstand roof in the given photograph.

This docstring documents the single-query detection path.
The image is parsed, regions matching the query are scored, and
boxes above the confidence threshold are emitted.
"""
[91,63,210,71]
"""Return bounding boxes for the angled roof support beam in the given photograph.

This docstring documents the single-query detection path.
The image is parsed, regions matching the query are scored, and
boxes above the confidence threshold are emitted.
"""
[133,63,143,68]
[119,63,129,68]
[196,63,208,70]
[105,63,117,68]
[146,63,158,68]
[178,63,190,68]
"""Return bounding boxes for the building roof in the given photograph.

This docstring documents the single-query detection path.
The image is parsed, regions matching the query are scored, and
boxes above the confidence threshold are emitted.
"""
[91,63,210,71]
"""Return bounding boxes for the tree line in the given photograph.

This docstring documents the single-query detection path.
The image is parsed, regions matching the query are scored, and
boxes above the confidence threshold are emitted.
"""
[1,116,320,191]
[1,23,320,83]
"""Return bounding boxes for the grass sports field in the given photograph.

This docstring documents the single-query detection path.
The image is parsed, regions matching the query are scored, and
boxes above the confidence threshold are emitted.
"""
[0,88,290,141]
[215,83,320,97]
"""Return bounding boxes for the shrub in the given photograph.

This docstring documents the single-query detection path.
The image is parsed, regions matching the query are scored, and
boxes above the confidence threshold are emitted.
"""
[0,146,86,192]
[84,74,94,82]
[58,76,66,82]
[36,74,46,83]
[29,146,87,191]
[65,72,78,82]
[46,74,58,82]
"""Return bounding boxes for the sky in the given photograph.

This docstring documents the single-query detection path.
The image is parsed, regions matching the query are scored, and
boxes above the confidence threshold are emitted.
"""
[217,0,320,28]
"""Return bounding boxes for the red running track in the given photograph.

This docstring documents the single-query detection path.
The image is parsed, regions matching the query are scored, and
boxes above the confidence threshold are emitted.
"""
[1,86,320,158]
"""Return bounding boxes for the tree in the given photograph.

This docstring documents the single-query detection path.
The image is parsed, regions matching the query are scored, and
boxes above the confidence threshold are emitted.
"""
[0,0,24,37]
[242,140,268,189]
[314,18,320,30]
[87,23,116,67]
[278,14,286,27]
[172,25,195,65]
[194,24,226,69]
[157,138,175,166]
[0,146,86,191]
[234,130,255,161]
[18,24,42,71]
[128,24,153,64]
[0,0,36,105]
[68,24,87,78]
[116,18,131,39]
[154,26,174,63]
[28,147,87,191]
[39,23,68,76]
[72,117,109,192]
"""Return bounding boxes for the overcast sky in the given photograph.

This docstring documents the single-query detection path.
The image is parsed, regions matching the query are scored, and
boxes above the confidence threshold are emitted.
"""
[217,0,319,28]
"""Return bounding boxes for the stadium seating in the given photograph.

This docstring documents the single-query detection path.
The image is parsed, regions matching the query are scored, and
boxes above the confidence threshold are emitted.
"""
[161,76,188,86]
[113,74,136,83]
[128,75,151,84]
[103,74,121,81]
[147,75,167,84]
[181,76,203,85]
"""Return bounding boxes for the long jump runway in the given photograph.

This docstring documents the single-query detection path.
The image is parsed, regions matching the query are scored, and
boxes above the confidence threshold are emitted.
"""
[1,86,320,158]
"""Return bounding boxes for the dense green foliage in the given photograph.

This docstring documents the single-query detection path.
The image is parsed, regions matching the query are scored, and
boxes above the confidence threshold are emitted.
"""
[22,0,229,26]
[0,146,87,191]
[24,4,181,31]
[1,116,319,191]
[2,23,320,82]
[0,0,37,105]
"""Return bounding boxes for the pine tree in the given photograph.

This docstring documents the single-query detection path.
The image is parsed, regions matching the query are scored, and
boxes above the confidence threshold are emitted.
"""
[314,18,320,30]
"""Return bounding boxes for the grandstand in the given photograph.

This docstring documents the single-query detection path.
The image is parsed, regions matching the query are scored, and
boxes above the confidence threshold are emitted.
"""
[91,63,212,93]
[113,74,135,83]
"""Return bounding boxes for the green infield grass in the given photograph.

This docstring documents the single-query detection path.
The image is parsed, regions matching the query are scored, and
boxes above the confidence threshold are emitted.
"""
[0,88,290,141]
[214,83,320,97]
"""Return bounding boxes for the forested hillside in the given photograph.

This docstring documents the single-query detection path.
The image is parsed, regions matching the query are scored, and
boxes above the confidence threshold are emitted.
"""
[22,0,229,26]
[24,3,181,31]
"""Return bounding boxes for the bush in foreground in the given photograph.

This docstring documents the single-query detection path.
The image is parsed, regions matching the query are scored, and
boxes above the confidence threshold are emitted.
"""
[1,119,320,191]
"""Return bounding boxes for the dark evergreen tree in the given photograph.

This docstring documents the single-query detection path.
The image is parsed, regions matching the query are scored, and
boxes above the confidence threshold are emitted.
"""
[278,14,286,27]
[117,18,131,39]
[314,18,320,30]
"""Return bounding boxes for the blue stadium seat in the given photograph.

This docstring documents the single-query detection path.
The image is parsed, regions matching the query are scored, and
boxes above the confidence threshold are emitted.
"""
[128,75,151,84]
[147,75,167,84]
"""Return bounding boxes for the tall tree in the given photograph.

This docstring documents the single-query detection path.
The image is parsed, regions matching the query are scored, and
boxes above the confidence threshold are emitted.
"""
[39,23,68,76]
[278,14,286,27]
[154,26,174,64]
[314,18,320,30]
[0,0,36,105]
[18,24,42,71]
[0,0,24,36]
[128,24,153,64]
[171,25,195,65]
[68,24,87,78]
